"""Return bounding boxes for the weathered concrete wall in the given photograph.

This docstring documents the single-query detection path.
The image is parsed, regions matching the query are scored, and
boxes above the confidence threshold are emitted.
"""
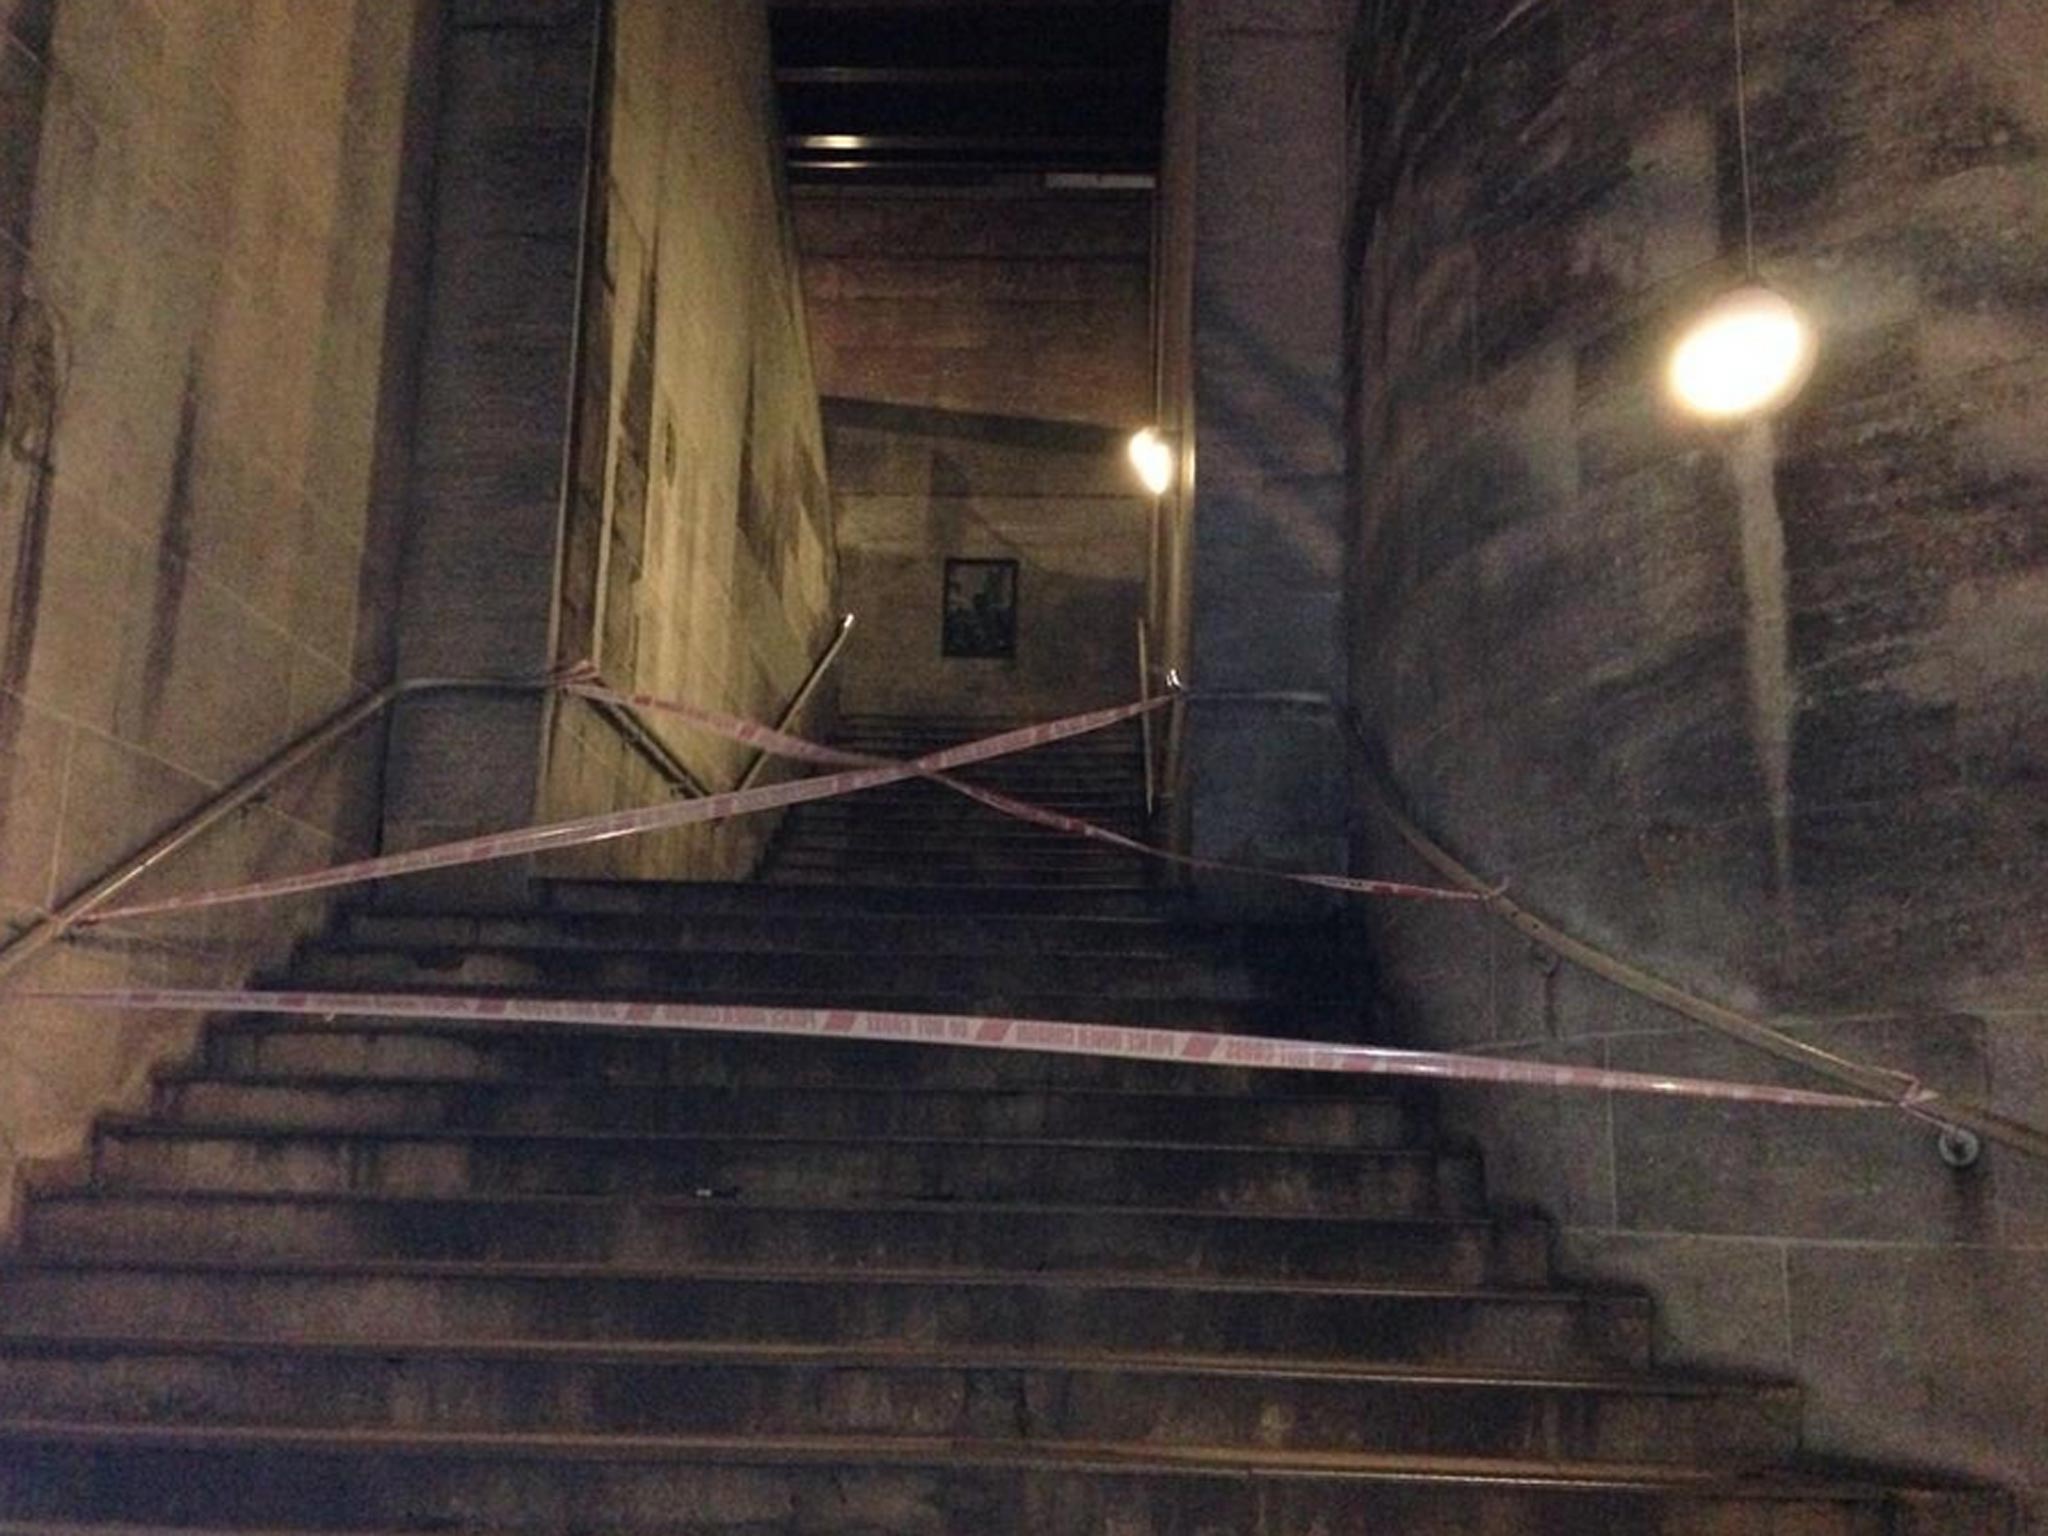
[379,0,586,898]
[382,0,835,887]
[1149,0,1199,845]
[540,0,837,881]
[1346,0,2048,1495]
[1175,0,1350,891]
[796,191,1151,722]
[0,0,435,1229]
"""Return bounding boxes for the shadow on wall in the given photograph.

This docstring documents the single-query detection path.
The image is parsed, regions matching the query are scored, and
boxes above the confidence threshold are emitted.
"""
[1344,0,2048,1498]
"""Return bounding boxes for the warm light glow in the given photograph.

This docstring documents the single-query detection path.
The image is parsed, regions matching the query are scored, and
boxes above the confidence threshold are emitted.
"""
[1667,285,1817,419]
[1128,428,1175,496]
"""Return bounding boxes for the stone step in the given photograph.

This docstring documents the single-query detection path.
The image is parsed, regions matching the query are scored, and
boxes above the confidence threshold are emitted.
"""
[287,944,1339,1004]
[90,1124,1477,1214]
[200,1019,1387,1087]
[227,980,1368,1034]
[0,1336,1802,1466]
[532,881,1190,919]
[0,1426,2008,1535]
[761,855,1158,882]
[829,754,1143,777]
[0,1262,1654,1371]
[772,831,1153,857]
[783,791,1144,816]
[337,909,1247,959]
[835,719,1142,741]
[149,1077,1422,1147]
[763,866,1161,889]
[775,802,1145,832]
[829,749,1143,769]
[766,841,1148,864]
[818,772,1142,799]
[766,828,1151,855]
[25,1193,1542,1285]
[829,730,1140,752]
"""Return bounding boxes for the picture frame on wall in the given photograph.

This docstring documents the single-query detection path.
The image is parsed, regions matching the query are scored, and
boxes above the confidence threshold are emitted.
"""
[941,558,1019,659]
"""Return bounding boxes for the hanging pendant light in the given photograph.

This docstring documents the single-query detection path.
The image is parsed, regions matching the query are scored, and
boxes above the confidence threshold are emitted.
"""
[1668,0,1816,420]
[1669,284,1817,418]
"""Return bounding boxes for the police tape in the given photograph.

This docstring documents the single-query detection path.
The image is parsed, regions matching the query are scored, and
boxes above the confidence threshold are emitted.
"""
[78,695,1179,927]
[15,986,1910,1112]
[563,679,1483,905]
[78,684,1482,927]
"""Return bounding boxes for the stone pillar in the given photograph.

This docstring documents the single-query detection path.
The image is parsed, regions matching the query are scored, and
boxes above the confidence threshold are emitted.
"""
[380,0,598,882]
[1179,0,1350,905]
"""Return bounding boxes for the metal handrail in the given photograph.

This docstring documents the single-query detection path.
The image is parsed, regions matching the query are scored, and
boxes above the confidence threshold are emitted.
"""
[733,613,856,794]
[0,614,859,986]
[1137,615,1156,819]
[1165,686,2047,1162]
[1336,710,2048,1164]
[0,675,550,986]
[576,689,714,799]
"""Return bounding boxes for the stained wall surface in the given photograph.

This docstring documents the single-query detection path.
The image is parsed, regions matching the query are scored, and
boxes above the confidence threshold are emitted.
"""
[796,191,1152,722]
[0,0,434,1229]
[379,0,836,888]
[540,0,838,881]
[1345,0,2048,1495]
[1171,0,1350,889]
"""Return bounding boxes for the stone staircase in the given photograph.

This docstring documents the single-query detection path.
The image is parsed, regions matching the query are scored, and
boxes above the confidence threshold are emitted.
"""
[761,714,1156,887]
[0,717,2013,1532]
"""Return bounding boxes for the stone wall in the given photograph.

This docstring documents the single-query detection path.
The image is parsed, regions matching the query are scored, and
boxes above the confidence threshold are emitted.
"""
[378,0,588,896]
[1346,0,2048,1495]
[381,0,835,888]
[1170,0,1350,889]
[539,0,837,881]
[0,0,436,1230]
[796,190,1151,722]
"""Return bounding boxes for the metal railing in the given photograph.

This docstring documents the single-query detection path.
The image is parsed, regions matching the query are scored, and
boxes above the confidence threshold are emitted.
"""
[734,613,856,794]
[0,618,859,987]
[1337,708,2048,1165]
[1159,688,2046,1164]
[0,675,546,986]
[1136,615,1156,819]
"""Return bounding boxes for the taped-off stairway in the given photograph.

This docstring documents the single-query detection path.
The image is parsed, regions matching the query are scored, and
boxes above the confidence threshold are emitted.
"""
[0,719,2010,1532]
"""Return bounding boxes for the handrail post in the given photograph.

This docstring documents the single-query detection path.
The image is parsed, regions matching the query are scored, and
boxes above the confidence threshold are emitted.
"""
[733,612,856,795]
[0,675,551,987]
[1137,614,1156,821]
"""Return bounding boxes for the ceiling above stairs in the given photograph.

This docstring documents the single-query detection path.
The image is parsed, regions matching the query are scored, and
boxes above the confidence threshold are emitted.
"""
[767,0,1170,186]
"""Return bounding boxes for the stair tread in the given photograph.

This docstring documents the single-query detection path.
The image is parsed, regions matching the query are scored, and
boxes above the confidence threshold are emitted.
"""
[0,1419,1940,1495]
[32,1187,1495,1227]
[153,1072,1401,1105]
[11,1254,1633,1303]
[101,1120,1440,1158]
[5,866,1997,1525]
[0,1332,1774,1395]
[227,981,1360,1005]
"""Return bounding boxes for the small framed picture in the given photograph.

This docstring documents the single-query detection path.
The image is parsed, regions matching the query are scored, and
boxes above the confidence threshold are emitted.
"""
[941,558,1019,659]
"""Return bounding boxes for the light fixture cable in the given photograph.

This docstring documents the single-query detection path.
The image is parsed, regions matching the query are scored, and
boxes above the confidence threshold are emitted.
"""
[1731,0,1759,278]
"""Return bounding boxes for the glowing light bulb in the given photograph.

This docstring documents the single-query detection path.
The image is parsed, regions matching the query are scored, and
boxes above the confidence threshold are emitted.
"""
[1667,285,1817,419]
[1128,428,1174,496]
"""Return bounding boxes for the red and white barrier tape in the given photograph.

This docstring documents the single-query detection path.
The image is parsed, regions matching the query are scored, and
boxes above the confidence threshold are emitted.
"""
[79,683,1479,927]
[81,695,1172,926]
[564,678,1480,905]
[17,987,1910,1112]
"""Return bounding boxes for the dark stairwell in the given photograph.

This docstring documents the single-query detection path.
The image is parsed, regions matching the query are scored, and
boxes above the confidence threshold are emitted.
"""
[0,0,2038,1527]
[0,718,2015,1531]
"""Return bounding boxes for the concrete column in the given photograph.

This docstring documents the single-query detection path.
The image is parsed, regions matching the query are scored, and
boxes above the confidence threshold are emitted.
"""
[380,0,598,880]
[1179,0,1350,902]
